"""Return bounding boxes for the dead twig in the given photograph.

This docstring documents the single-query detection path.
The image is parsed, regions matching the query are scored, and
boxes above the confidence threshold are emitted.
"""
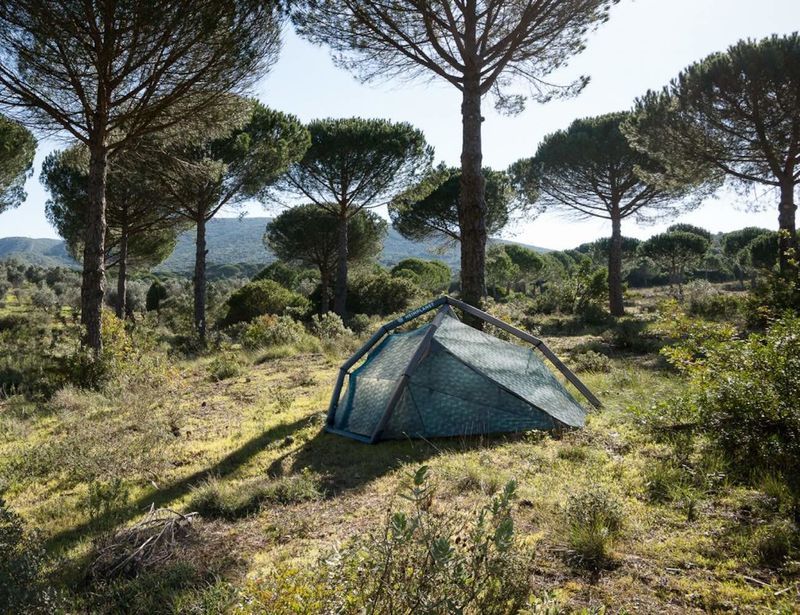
[87,506,198,580]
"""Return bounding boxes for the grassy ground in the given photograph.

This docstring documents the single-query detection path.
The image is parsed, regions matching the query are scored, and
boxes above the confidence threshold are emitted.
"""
[1,286,798,613]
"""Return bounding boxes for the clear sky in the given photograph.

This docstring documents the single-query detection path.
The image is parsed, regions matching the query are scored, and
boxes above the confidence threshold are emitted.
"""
[1,0,798,250]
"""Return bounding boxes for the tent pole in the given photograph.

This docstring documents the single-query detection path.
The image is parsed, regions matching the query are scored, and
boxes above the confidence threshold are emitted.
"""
[369,305,451,443]
[326,296,449,427]
[445,297,602,409]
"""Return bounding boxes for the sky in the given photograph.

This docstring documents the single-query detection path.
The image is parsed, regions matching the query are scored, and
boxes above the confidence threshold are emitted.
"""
[1,0,798,250]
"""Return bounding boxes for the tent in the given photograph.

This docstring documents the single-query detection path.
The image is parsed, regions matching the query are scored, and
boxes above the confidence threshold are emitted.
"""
[326,296,601,443]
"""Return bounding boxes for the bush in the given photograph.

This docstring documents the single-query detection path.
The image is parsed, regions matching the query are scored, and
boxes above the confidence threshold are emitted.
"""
[570,350,611,373]
[145,281,168,312]
[751,521,796,567]
[223,280,310,326]
[208,349,245,381]
[347,270,422,316]
[658,311,800,520]
[309,312,351,341]
[685,281,744,320]
[241,315,307,350]
[0,497,51,613]
[346,313,372,335]
[644,461,689,504]
[609,318,660,353]
[30,286,57,311]
[564,486,624,567]
[236,466,532,615]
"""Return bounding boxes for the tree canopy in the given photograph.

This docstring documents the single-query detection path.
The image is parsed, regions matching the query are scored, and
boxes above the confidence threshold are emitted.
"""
[639,231,709,294]
[626,34,800,275]
[511,112,702,315]
[0,113,34,215]
[666,223,712,241]
[291,0,617,313]
[147,99,310,340]
[391,258,451,293]
[42,145,181,317]
[265,205,387,313]
[0,0,282,352]
[390,167,515,245]
[274,117,433,316]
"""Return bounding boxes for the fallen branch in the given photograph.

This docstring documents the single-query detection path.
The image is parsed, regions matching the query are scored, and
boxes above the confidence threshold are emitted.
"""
[87,505,198,580]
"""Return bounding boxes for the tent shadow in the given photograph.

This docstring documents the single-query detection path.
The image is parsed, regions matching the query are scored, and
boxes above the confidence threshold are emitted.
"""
[269,427,531,496]
[47,414,313,553]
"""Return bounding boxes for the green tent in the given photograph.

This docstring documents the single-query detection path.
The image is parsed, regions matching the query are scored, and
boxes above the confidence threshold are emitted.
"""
[327,297,600,443]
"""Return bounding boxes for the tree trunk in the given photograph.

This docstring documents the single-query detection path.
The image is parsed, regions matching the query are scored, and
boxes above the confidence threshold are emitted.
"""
[116,229,128,319]
[320,267,331,314]
[81,136,109,354]
[333,214,348,317]
[458,80,487,324]
[608,214,624,317]
[193,216,208,343]
[778,178,798,275]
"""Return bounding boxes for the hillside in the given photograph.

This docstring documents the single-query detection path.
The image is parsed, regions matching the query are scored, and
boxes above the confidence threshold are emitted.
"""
[0,236,75,268]
[0,217,549,274]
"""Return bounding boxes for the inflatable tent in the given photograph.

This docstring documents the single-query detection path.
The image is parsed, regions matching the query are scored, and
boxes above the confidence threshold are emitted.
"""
[326,297,601,443]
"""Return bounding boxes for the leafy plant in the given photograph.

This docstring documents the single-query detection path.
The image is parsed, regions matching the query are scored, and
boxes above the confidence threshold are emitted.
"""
[237,466,532,614]
[241,314,307,349]
[564,486,624,568]
[0,497,51,613]
[309,311,352,341]
[223,279,310,326]
[208,349,245,381]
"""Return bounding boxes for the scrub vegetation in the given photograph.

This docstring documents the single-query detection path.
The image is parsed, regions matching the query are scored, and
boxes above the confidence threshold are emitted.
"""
[1,258,798,613]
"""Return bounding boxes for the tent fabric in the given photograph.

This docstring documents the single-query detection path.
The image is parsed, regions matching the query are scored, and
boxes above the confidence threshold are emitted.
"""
[331,313,587,441]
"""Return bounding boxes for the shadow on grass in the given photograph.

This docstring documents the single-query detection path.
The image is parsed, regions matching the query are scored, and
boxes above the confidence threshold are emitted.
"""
[47,414,313,553]
[269,428,529,496]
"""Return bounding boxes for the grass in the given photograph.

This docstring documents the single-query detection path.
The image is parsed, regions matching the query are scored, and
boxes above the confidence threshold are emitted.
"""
[1,285,799,612]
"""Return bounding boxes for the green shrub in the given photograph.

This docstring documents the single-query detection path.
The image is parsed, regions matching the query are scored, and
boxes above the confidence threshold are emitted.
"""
[145,281,168,312]
[0,497,51,613]
[236,466,532,614]
[223,280,310,325]
[82,478,132,533]
[684,281,744,320]
[268,385,295,413]
[577,301,612,326]
[82,562,209,615]
[751,520,796,567]
[30,286,57,311]
[309,312,351,341]
[659,313,800,518]
[347,270,422,316]
[346,313,372,335]
[241,315,307,349]
[609,317,659,353]
[564,486,624,567]
[208,349,245,381]
[570,350,611,374]
[644,461,689,504]
[557,444,590,463]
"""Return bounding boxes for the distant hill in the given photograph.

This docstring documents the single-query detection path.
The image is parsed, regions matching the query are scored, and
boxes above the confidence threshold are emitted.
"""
[0,236,76,268]
[0,217,548,275]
